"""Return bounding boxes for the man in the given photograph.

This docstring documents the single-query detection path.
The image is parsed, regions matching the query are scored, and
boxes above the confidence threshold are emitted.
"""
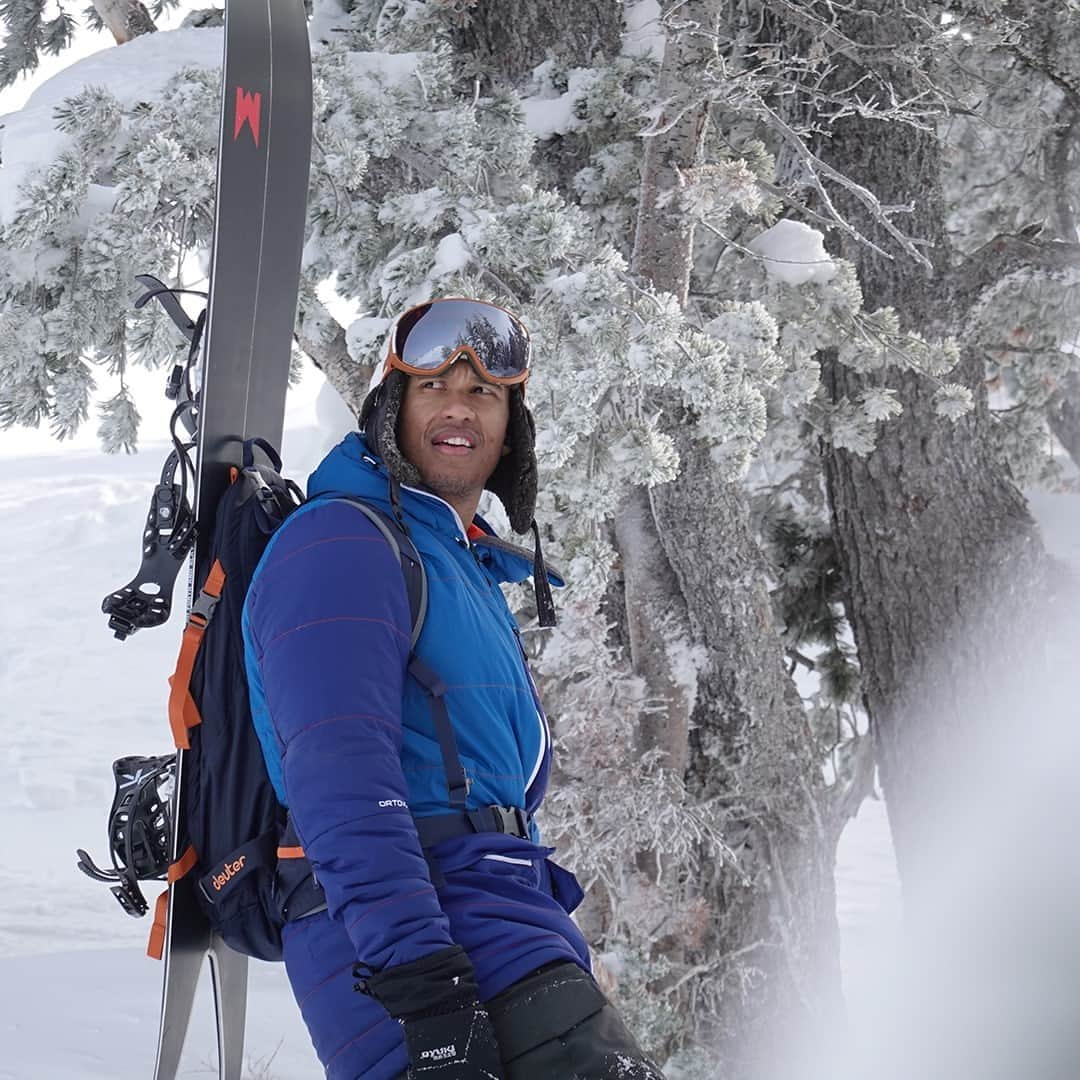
[243,298,663,1079]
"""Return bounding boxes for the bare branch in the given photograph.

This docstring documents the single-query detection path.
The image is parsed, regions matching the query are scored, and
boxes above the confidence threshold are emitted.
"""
[293,287,370,412]
[759,100,933,267]
[760,0,873,66]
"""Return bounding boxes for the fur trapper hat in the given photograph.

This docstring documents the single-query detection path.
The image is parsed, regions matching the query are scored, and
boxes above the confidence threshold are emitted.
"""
[359,367,538,535]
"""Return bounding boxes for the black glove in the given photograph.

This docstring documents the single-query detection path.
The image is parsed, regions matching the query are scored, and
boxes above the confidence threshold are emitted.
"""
[360,945,504,1079]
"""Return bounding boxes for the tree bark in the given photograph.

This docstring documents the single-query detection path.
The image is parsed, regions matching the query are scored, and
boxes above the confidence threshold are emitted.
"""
[295,286,371,414]
[813,2,1059,887]
[93,0,156,43]
[623,1,843,1069]
[450,0,623,90]
[1048,371,1080,468]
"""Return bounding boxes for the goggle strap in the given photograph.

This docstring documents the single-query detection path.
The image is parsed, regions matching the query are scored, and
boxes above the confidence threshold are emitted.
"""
[531,522,557,629]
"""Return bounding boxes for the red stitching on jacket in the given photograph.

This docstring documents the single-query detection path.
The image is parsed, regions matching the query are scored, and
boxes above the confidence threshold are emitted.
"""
[265,615,410,651]
[280,711,400,753]
[345,888,434,935]
[325,1015,396,1066]
[267,532,393,570]
[296,960,355,1007]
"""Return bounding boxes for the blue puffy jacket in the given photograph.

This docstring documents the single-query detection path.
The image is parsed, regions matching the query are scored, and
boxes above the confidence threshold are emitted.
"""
[242,433,589,1035]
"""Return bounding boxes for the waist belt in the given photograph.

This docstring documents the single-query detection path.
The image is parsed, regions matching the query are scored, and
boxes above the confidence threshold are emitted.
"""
[414,805,532,848]
[284,804,532,922]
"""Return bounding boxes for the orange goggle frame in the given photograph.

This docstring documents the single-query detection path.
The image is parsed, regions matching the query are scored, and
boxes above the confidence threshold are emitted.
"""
[383,297,531,388]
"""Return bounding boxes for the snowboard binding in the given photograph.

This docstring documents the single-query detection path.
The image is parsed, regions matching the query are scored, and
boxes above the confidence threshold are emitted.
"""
[101,449,198,639]
[76,754,177,918]
[101,276,205,640]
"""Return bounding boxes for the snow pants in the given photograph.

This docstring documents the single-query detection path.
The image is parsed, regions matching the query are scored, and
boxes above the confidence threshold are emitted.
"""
[283,904,662,1079]
[393,961,665,1080]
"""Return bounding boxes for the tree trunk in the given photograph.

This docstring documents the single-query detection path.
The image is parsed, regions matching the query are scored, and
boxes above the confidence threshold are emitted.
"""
[453,1,844,1068]
[93,0,156,43]
[624,1,843,1069]
[1048,372,1080,469]
[295,285,371,414]
[450,0,623,90]
[652,436,844,1072]
[815,2,1058,888]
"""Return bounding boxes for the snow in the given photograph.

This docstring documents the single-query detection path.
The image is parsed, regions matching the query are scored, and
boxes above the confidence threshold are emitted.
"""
[307,0,352,51]
[0,29,221,226]
[520,92,580,142]
[663,636,708,717]
[431,231,471,281]
[344,49,423,87]
[621,0,665,63]
[519,65,598,142]
[345,314,392,362]
[747,219,838,285]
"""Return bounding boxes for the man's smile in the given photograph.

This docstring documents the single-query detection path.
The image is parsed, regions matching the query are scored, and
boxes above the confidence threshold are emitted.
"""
[431,427,478,456]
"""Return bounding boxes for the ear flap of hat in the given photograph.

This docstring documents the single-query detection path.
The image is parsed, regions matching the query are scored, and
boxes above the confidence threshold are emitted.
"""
[486,388,537,535]
[359,369,423,488]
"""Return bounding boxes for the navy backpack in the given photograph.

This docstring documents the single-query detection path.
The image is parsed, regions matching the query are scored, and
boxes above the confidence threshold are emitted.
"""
[79,439,428,961]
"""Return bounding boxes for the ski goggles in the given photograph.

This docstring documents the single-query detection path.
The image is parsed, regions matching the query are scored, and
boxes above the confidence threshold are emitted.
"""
[384,298,531,387]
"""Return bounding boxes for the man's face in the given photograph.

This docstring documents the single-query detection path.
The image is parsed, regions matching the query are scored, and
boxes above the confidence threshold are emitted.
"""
[397,359,511,515]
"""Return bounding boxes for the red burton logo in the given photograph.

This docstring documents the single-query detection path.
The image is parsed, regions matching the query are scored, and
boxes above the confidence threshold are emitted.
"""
[233,87,262,147]
[212,855,247,892]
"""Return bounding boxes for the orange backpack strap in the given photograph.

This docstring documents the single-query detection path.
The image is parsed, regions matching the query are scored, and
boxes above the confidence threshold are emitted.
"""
[167,559,227,748]
[168,845,199,883]
[146,845,198,959]
[147,892,169,960]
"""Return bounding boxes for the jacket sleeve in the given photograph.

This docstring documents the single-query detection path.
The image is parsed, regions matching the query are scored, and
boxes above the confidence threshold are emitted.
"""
[244,500,455,971]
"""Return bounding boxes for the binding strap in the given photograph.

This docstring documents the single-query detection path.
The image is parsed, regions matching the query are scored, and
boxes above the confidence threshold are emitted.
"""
[167,559,226,748]
[147,844,198,960]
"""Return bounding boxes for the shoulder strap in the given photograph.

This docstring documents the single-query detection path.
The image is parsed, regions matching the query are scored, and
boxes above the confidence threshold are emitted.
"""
[331,497,427,649]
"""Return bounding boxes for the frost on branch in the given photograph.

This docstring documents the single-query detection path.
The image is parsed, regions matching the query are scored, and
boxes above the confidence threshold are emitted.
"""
[967,266,1080,482]
[828,392,902,455]
[934,383,975,422]
[97,387,141,453]
[0,0,75,90]
[0,32,220,450]
[51,359,95,440]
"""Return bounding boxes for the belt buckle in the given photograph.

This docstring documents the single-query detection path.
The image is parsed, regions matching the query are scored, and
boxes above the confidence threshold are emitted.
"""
[497,806,528,838]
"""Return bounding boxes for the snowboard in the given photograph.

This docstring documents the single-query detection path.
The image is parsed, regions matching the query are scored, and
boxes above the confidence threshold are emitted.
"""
[152,0,312,1077]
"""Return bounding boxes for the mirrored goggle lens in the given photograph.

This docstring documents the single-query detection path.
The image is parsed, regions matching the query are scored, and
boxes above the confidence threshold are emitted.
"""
[395,301,530,380]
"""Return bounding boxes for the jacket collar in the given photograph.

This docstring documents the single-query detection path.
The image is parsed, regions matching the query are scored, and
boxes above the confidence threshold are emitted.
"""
[307,433,562,586]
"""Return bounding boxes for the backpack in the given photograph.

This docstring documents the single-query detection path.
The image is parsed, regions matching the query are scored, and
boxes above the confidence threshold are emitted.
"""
[78,438,429,962]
